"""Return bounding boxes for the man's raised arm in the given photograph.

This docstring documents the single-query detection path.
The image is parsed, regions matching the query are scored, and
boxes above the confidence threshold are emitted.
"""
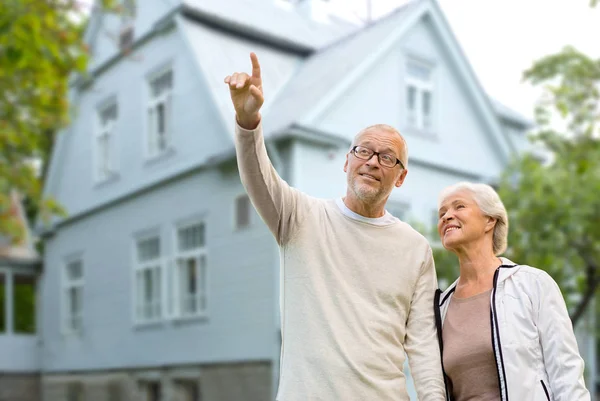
[224,53,309,245]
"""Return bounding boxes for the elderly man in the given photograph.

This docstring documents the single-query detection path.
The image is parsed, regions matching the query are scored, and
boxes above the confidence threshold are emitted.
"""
[224,53,445,401]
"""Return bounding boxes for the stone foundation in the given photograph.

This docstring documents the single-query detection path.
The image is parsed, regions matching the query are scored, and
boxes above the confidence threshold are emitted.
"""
[42,361,272,401]
[0,373,41,401]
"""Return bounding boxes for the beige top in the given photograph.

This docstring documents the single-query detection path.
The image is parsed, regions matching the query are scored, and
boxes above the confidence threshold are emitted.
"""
[443,289,500,401]
[235,122,446,401]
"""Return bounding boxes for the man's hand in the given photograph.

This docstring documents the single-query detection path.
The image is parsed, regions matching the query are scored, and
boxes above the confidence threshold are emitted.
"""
[224,52,264,130]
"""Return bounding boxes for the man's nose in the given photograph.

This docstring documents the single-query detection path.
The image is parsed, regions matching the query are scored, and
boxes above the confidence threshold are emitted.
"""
[365,154,380,167]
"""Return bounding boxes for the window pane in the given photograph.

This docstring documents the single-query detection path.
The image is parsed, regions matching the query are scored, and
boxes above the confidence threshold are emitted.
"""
[178,224,205,251]
[148,107,156,155]
[157,103,165,136]
[67,382,84,401]
[199,254,207,312]
[422,90,432,129]
[138,237,160,262]
[187,259,197,295]
[407,86,416,110]
[236,195,251,229]
[176,380,201,401]
[13,275,36,334]
[407,61,431,82]
[144,269,153,305]
[0,273,5,333]
[98,134,110,177]
[151,70,173,97]
[66,260,83,280]
[100,103,118,125]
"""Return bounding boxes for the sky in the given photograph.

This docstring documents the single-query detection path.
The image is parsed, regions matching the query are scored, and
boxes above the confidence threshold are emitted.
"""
[330,0,600,121]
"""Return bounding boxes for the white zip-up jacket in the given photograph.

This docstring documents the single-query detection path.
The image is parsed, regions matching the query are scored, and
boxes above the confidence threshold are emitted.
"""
[434,257,590,401]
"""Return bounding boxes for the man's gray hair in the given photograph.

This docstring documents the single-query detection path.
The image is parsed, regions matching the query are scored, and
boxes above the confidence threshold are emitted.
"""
[438,182,508,255]
[351,124,408,168]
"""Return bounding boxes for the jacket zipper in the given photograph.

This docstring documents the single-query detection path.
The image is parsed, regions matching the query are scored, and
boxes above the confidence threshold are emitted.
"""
[491,267,509,401]
[434,289,452,401]
[540,380,550,400]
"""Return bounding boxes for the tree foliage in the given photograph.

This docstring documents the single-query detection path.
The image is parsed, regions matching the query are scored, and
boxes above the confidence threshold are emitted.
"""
[0,0,116,243]
[494,46,600,326]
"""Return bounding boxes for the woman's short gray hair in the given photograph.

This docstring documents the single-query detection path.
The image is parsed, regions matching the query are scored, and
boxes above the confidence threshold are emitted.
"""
[438,182,509,255]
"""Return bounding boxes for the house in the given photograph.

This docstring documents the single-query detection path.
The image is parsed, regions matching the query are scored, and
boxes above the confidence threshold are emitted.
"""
[0,191,41,400]
[29,0,594,400]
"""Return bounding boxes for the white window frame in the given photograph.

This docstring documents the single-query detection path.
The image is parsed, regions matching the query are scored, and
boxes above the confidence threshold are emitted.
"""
[133,233,164,325]
[94,100,118,182]
[62,257,84,335]
[171,220,208,320]
[146,66,173,159]
[405,58,435,132]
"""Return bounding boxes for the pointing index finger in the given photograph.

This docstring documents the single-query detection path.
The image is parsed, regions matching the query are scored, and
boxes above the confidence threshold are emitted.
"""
[250,52,261,79]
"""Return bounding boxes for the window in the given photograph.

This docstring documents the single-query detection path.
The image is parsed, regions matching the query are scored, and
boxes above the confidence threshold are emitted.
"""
[235,195,251,229]
[173,222,207,318]
[108,381,123,401]
[63,259,84,334]
[13,274,36,334]
[405,59,434,131]
[67,382,84,401]
[175,380,201,401]
[96,102,118,181]
[147,69,173,158]
[139,381,161,401]
[135,236,163,323]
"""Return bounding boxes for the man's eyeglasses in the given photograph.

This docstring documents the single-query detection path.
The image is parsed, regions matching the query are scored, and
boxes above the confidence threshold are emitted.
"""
[350,146,405,169]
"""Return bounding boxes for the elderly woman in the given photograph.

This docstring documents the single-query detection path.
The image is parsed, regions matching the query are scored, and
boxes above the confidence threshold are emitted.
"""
[434,182,590,401]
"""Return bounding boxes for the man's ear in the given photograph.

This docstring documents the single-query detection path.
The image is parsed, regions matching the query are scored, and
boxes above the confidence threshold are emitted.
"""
[343,155,349,173]
[395,168,408,188]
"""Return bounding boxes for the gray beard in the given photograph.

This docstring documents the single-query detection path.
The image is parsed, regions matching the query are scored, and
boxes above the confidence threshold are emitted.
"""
[348,176,387,204]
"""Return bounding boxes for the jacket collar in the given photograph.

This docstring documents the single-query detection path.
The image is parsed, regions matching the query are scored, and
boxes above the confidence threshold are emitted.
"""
[437,257,519,307]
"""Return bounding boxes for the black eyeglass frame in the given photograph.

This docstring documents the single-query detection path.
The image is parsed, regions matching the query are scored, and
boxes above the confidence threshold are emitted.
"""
[350,145,405,170]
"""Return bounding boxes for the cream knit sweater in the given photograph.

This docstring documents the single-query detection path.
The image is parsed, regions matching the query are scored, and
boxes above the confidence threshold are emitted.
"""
[235,122,445,401]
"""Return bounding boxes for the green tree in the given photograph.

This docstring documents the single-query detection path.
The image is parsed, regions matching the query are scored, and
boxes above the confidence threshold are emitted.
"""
[0,0,117,243]
[496,46,600,326]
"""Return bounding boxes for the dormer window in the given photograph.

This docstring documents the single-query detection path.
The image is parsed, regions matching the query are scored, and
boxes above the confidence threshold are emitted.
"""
[405,59,435,132]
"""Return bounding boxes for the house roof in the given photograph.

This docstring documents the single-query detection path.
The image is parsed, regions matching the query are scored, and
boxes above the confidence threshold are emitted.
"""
[491,99,535,128]
[182,0,357,52]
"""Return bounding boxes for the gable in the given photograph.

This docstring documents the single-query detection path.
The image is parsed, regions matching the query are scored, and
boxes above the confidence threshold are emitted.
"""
[313,15,507,177]
[265,0,517,178]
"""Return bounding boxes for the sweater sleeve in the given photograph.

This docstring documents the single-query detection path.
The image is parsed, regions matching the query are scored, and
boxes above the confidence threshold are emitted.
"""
[404,246,447,401]
[234,120,310,245]
[536,271,591,401]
